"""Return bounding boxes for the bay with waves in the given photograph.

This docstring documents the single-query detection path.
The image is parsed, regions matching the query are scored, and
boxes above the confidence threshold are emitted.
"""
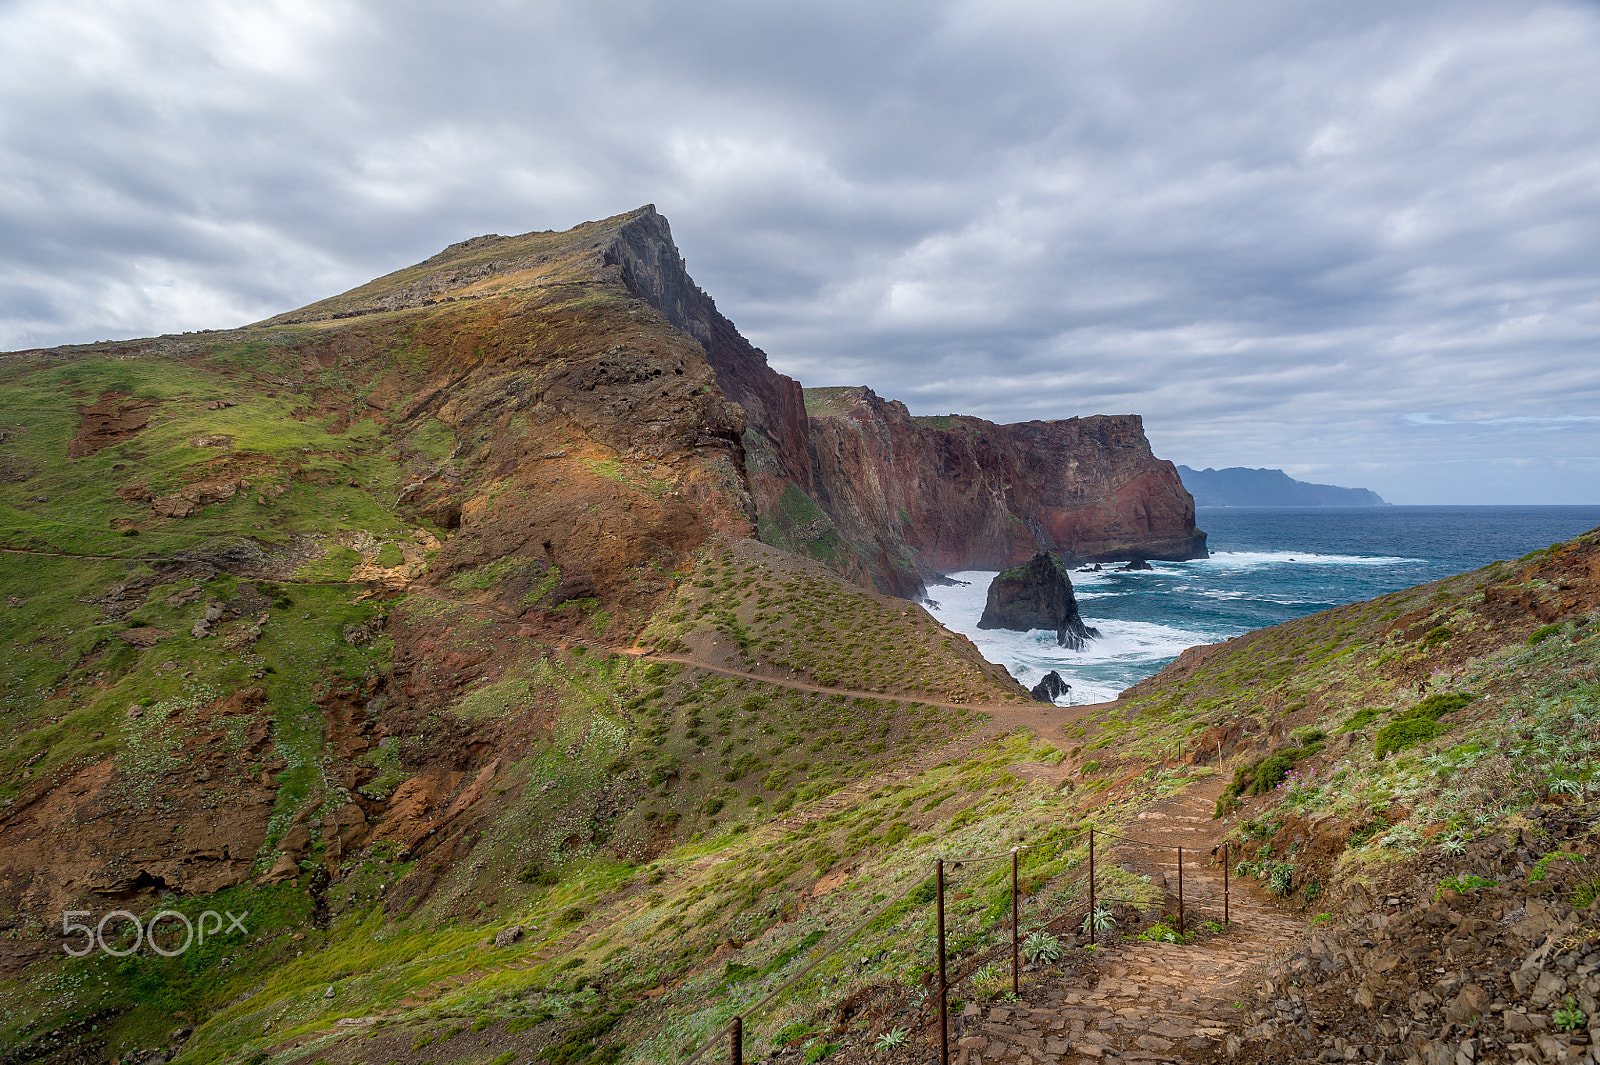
[926,505,1600,705]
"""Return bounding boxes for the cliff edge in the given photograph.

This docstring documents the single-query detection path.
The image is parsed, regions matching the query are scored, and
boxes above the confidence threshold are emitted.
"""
[803,386,1207,594]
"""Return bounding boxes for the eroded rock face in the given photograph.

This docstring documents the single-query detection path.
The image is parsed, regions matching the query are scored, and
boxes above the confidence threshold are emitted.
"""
[68,392,157,459]
[803,387,1206,596]
[1230,826,1600,1065]
[599,214,1206,600]
[978,552,1101,649]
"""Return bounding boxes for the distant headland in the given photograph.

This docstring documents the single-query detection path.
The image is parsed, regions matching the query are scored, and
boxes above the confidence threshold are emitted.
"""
[1177,465,1387,507]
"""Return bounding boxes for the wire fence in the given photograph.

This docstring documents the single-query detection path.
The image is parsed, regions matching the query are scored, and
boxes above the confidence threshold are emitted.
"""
[678,825,1239,1065]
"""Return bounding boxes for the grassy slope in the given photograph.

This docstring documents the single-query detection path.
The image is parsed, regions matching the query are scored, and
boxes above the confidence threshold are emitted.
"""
[639,538,1027,703]
[0,335,402,1051]
[0,218,1052,1064]
[11,386,1593,1063]
[5,213,1596,1063]
[1079,527,1600,910]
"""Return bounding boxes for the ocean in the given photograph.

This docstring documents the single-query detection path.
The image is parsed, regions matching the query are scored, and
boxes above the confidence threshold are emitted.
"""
[925,505,1600,705]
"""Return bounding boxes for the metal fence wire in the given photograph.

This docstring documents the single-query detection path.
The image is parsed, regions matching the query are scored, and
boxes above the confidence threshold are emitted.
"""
[680,826,1236,1065]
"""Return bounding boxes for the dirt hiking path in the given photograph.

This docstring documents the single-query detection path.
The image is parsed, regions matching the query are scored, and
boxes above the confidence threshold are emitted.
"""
[950,776,1303,1065]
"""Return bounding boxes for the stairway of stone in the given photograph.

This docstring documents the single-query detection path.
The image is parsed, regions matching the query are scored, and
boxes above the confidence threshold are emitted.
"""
[955,778,1306,1064]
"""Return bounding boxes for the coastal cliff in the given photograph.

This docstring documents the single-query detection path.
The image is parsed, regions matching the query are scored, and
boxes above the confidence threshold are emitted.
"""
[7,203,1589,1063]
[598,209,1205,597]
[1177,464,1387,507]
[250,205,1204,599]
[803,385,1207,593]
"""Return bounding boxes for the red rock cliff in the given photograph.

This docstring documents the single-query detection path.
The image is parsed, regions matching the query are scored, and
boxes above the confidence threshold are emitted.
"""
[603,210,1205,596]
[804,386,1207,584]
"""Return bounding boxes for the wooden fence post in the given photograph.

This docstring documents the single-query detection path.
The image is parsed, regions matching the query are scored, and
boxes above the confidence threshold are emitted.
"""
[731,1016,742,1065]
[1012,848,1020,996]
[1177,846,1184,936]
[937,858,948,1065]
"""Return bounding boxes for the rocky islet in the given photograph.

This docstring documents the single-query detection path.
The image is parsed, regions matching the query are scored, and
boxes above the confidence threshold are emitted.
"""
[979,551,1103,649]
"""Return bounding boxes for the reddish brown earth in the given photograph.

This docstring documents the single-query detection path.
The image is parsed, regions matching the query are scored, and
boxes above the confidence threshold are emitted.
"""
[68,391,158,458]
[0,686,280,919]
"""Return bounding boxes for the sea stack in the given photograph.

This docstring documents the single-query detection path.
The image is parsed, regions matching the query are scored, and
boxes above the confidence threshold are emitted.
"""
[978,552,1101,649]
[1030,670,1071,703]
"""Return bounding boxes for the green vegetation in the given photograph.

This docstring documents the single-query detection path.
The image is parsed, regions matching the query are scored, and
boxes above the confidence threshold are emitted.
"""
[4,227,1598,1065]
[754,483,854,567]
[1527,623,1563,645]
[1435,874,1496,899]
[1215,742,1321,816]
[1374,692,1474,758]
[1554,998,1589,1032]
[642,541,1020,703]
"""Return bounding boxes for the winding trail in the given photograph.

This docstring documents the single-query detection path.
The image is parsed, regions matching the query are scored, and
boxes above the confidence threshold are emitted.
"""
[951,776,1302,1065]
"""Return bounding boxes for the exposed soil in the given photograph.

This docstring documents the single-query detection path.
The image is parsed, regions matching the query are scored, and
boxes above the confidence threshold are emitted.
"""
[67,391,158,459]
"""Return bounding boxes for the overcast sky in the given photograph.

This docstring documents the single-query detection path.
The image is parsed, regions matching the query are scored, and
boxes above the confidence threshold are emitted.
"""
[3,0,1599,504]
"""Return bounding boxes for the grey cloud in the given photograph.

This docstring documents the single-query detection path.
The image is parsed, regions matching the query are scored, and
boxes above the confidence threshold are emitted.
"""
[2,0,1599,502]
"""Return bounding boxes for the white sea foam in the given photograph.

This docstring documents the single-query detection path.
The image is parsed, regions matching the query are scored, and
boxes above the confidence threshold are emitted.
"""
[925,554,1401,704]
[1191,550,1420,568]
[926,570,1219,706]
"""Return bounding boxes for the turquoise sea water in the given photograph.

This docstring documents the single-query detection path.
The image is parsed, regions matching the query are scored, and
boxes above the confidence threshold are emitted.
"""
[926,505,1600,704]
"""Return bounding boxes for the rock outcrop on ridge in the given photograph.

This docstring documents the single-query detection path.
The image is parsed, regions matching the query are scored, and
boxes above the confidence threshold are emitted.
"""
[978,551,1101,649]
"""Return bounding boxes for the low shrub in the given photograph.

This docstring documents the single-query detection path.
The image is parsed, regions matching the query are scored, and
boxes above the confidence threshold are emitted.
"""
[1251,754,1295,794]
[770,1023,816,1050]
[1022,930,1064,963]
[1414,692,1475,716]
[1338,706,1383,733]
[1435,874,1496,900]
[1374,716,1446,759]
[1215,747,1310,815]
[1528,623,1564,646]
[1375,692,1475,758]
[1137,922,1183,943]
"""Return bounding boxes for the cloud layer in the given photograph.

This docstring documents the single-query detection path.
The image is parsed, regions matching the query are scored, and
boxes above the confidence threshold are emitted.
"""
[3,0,1598,503]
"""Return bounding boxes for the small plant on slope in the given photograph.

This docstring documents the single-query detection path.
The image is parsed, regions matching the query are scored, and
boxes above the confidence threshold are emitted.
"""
[1553,997,1588,1032]
[1022,929,1065,963]
[874,1028,909,1052]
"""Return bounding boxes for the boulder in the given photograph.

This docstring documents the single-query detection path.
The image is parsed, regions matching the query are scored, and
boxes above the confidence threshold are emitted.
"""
[1030,671,1071,704]
[977,552,1100,649]
[1118,558,1153,571]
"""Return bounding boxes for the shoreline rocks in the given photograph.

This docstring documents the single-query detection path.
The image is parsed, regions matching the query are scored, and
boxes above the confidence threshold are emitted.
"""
[1030,670,1071,703]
